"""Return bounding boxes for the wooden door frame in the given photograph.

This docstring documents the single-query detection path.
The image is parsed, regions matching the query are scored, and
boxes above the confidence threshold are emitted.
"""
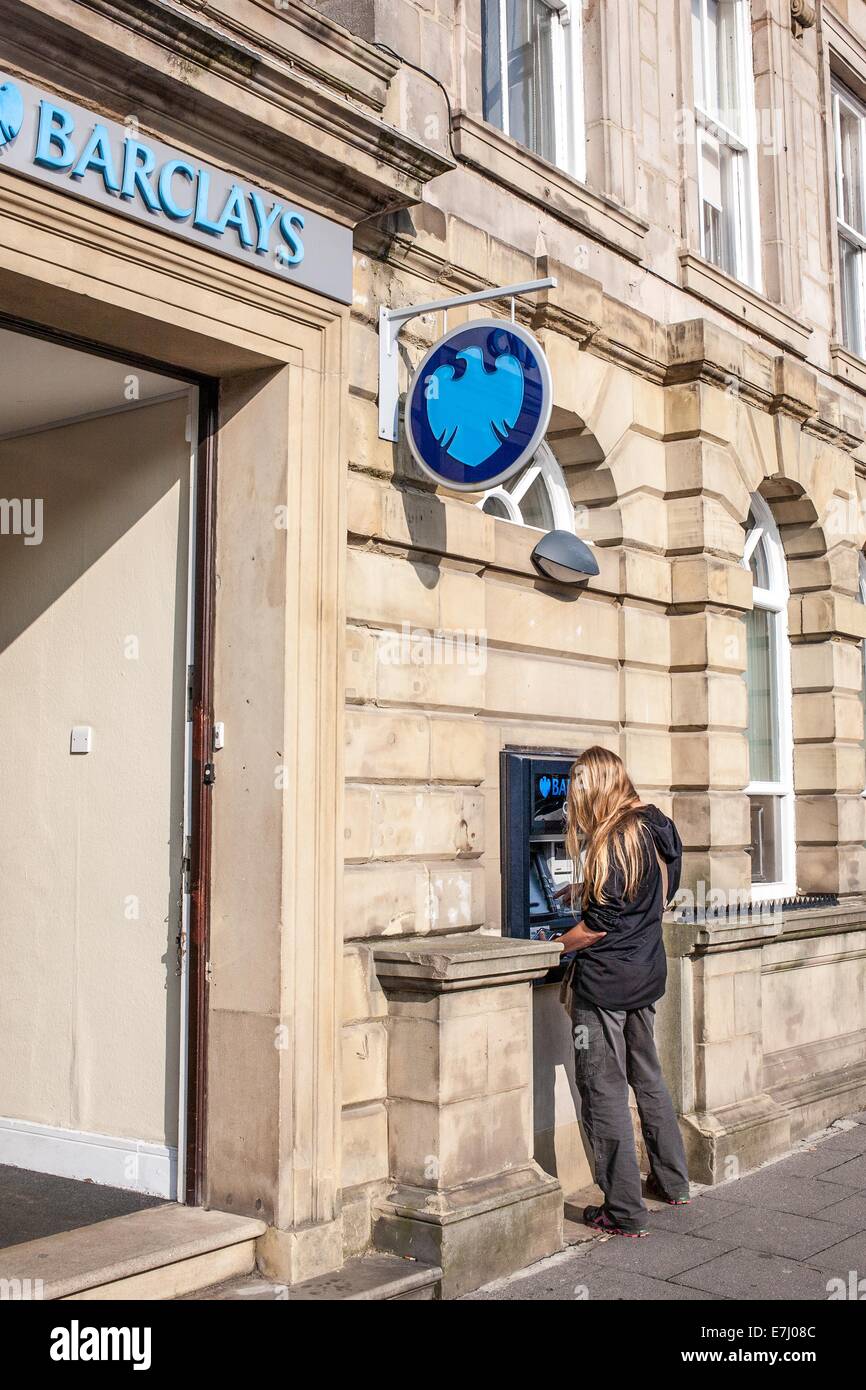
[185,377,217,1205]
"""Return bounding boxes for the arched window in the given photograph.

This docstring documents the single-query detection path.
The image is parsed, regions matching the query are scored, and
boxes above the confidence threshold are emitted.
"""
[478,442,575,531]
[741,494,796,897]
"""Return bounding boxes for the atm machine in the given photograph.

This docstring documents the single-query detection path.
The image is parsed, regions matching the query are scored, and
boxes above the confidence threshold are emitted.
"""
[500,750,582,975]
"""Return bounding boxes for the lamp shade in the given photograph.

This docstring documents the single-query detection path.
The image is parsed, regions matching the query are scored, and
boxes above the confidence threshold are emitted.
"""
[530,529,600,584]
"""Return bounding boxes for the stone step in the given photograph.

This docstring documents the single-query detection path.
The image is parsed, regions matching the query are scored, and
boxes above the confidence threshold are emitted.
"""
[0,1204,266,1301]
[183,1253,442,1300]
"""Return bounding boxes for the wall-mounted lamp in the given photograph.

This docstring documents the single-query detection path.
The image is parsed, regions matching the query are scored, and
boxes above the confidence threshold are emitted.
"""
[531,530,599,585]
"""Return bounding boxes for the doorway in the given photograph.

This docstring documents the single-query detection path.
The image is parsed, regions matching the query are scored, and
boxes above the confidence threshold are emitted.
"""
[0,324,209,1214]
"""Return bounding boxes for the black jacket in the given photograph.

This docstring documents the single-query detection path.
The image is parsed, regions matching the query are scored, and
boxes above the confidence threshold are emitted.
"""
[571,805,682,1012]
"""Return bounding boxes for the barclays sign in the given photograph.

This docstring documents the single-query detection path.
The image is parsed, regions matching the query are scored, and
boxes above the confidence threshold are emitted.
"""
[0,74,352,304]
[405,318,553,491]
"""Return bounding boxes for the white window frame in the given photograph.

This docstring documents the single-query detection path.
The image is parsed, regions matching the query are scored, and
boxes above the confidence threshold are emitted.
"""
[691,0,762,291]
[741,492,796,900]
[832,79,866,358]
[478,440,576,531]
[483,0,586,182]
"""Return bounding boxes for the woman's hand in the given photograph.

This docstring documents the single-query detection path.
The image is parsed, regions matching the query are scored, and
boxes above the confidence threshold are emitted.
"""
[553,883,578,906]
[553,922,607,953]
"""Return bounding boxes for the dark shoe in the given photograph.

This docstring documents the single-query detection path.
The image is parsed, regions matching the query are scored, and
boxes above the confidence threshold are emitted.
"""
[645,1172,690,1205]
[583,1204,648,1237]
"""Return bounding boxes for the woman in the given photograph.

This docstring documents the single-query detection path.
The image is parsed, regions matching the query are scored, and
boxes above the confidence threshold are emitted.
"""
[552,746,690,1237]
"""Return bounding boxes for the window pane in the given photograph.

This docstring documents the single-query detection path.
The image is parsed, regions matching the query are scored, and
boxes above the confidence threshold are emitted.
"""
[517,472,556,529]
[505,0,557,164]
[838,100,865,234]
[695,0,745,129]
[691,0,705,110]
[747,522,770,588]
[745,606,780,783]
[749,794,782,885]
[701,133,739,276]
[713,0,742,127]
[482,0,504,129]
[839,235,864,356]
[482,495,511,520]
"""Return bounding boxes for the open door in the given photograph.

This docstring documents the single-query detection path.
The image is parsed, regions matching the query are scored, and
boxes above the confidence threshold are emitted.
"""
[0,332,198,1204]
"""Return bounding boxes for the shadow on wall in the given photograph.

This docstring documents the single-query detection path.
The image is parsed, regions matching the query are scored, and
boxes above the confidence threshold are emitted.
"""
[0,396,191,1150]
[532,983,595,1197]
[533,971,693,1199]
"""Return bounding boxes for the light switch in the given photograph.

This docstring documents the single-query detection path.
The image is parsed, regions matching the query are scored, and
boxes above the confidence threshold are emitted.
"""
[70,726,92,754]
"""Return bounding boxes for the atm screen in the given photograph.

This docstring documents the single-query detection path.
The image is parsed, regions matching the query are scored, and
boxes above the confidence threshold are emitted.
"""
[532,772,570,827]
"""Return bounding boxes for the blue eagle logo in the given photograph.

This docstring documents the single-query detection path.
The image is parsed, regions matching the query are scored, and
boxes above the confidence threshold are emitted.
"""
[425,345,525,468]
[0,80,23,148]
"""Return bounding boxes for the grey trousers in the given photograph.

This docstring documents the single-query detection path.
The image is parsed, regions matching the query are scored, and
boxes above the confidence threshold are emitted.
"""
[572,1000,689,1232]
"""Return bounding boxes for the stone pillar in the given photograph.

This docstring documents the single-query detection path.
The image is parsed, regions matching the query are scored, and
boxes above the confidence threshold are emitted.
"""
[666,421,755,898]
[789,561,866,895]
[582,0,639,210]
[371,935,563,1300]
[209,346,347,1286]
[751,0,805,310]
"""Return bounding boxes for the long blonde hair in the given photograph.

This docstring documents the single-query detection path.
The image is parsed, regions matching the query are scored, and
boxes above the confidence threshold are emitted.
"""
[565,746,649,908]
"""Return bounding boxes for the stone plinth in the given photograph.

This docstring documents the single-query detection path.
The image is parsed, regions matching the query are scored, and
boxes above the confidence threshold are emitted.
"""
[372,934,563,1299]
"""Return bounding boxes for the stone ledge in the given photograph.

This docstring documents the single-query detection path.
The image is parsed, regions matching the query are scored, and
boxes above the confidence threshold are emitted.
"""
[689,897,866,952]
[678,252,813,357]
[0,1204,266,1300]
[682,1093,791,1185]
[767,1056,866,1142]
[381,1163,561,1224]
[372,933,562,992]
[6,0,453,223]
[451,113,648,263]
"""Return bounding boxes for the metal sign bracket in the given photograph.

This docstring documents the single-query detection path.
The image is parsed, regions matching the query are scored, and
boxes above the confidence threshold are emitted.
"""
[377,276,556,442]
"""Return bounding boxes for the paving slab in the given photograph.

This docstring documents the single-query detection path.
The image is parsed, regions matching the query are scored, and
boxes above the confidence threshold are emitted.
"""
[645,1196,745,1234]
[810,1126,866,1154]
[811,1193,866,1232]
[465,1256,721,1301]
[799,1230,866,1275]
[815,1153,866,1187]
[671,1249,835,1301]
[572,1229,736,1278]
[782,1144,866,1178]
[697,1169,857,1216]
[693,1208,852,1260]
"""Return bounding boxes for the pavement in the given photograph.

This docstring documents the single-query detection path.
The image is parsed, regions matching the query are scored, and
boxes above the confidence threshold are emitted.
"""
[464,1111,866,1301]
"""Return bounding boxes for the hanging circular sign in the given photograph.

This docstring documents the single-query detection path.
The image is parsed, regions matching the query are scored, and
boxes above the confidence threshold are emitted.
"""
[404,318,553,492]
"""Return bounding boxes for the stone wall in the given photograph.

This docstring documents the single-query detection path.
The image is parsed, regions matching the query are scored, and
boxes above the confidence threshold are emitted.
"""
[309,0,866,1240]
